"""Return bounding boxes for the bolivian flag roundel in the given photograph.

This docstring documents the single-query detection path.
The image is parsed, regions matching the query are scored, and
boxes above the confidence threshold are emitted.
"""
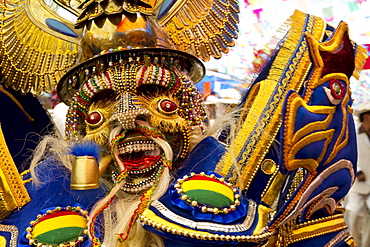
[181,175,235,208]
[32,210,87,245]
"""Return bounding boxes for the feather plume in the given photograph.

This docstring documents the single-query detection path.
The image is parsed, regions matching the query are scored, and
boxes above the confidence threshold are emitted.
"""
[69,141,102,161]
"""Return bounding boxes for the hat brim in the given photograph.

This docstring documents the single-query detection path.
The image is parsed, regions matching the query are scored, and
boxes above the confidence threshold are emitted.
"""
[353,102,370,118]
[57,48,205,105]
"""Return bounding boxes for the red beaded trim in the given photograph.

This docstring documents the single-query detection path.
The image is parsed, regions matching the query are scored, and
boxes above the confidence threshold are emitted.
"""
[89,170,128,246]
[138,66,148,86]
[117,166,164,242]
[329,79,345,100]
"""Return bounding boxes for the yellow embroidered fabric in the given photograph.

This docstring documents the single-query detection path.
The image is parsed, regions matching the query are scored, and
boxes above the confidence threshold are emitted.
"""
[0,236,5,247]
[215,10,325,188]
[289,216,347,244]
[0,124,30,220]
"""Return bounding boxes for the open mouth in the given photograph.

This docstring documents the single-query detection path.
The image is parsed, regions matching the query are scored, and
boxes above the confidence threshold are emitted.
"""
[114,134,164,193]
[117,139,161,171]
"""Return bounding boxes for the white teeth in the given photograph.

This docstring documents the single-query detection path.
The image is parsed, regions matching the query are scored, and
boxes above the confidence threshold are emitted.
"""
[144,149,160,156]
[123,165,162,192]
[118,140,158,154]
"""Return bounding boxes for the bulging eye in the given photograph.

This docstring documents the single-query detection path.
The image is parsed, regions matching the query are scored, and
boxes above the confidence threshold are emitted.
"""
[85,111,103,126]
[324,79,346,105]
[158,99,178,114]
[329,79,344,100]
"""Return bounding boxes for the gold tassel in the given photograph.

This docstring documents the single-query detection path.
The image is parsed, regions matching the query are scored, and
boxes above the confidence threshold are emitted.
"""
[353,44,368,80]
[215,10,325,186]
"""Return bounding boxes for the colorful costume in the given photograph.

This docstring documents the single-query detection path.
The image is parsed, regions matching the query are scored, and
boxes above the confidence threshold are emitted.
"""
[0,0,367,246]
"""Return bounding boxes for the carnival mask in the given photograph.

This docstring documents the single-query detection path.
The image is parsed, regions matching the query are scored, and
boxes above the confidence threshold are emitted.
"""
[64,60,206,193]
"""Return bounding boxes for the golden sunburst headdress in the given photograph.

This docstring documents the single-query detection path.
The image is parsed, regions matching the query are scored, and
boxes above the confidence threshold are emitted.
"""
[0,0,240,96]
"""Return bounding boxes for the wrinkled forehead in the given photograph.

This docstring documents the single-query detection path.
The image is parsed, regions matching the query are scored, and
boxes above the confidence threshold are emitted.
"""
[57,49,205,106]
[72,63,191,112]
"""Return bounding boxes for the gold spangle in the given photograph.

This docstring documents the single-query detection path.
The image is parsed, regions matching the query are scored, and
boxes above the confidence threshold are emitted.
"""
[174,183,181,189]
[261,159,277,175]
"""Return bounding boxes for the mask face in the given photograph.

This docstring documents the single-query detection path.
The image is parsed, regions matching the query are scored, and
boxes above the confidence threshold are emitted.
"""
[65,62,206,193]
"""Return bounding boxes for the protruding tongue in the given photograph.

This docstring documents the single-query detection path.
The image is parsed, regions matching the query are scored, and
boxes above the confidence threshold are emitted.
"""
[120,154,161,170]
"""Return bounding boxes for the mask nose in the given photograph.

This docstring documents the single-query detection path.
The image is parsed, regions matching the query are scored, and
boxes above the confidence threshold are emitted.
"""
[110,93,150,129]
